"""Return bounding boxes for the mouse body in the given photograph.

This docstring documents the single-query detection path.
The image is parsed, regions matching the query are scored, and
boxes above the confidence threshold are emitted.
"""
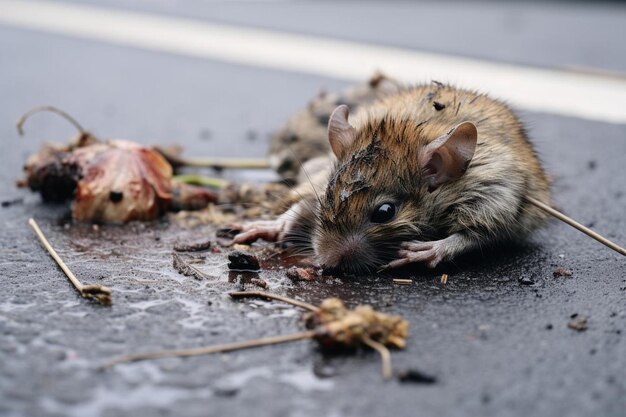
[235,83,551,273]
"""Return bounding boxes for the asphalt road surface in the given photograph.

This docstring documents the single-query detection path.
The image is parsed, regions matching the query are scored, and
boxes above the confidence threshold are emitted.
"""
[1,1,625,417]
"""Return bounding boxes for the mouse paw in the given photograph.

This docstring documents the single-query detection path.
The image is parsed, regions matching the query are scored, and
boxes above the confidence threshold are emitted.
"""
[383,240,447,270]
[230,219,286,244]
[230,202,305,245]
[380,233,477,271]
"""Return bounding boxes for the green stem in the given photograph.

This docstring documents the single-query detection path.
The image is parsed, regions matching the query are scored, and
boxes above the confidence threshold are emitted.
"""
[173,174,229,189]
[180,157,271,170]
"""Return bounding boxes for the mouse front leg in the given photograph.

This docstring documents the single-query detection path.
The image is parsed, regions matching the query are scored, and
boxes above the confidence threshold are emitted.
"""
[383,233,478,269]
[231,202,304,244]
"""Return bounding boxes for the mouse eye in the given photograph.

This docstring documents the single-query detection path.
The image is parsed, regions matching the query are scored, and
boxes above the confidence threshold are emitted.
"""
[371,203,396,223]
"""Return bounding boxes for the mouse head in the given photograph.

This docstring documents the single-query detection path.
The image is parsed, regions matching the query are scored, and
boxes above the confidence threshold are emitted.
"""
[312,104,477,274]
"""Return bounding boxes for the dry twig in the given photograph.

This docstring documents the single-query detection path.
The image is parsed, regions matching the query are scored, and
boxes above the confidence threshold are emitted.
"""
[103,291,409,379]
[103,331,315,368]
[526,196,626,256]
[28,218,111,305]
[229,290,319,312]
[155,146,270,171]
[172,253,213,280]
[17,105,86,136]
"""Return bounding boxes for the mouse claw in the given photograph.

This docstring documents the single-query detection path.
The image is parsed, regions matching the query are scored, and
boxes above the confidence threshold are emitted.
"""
[230,219,287,244]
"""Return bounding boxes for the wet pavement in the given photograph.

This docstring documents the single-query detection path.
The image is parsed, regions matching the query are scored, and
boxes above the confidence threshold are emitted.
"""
[1,2,625,417]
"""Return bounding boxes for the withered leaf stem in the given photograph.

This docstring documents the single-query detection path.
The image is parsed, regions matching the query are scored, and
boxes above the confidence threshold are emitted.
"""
[102,331,316,369]
[17,105,86,136]
[229,290,319,312]
[28,218,112,305]
[104,291,404,380]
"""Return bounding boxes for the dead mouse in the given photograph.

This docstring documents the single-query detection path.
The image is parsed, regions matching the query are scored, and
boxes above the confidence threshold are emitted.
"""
[233,83,625,273]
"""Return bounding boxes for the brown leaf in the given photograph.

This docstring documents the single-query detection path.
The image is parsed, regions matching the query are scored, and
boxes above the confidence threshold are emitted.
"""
[71,140,173,222]
[306,298,409,349]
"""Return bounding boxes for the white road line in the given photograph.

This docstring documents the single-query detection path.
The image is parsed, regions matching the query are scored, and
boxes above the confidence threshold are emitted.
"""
[1,0,626,124]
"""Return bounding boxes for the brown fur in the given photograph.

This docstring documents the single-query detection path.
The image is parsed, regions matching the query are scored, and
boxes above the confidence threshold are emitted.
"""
[297,83,551,272]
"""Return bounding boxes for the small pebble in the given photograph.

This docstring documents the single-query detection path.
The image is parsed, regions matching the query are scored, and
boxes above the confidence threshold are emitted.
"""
[173,239,212,252]
[518,276,535,286]
[286,266,317,281]
[397,369,437,384]
[568,316,588,332]
[553,268,572,278]
[228,250,260,271]
[250,278,268,289]
[1,198,23,207]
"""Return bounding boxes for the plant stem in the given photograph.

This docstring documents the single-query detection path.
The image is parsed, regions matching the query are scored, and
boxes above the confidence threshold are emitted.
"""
[17,105,86,136]
[362,336,393,380]
[229,291,320,312]
[156,145,271,170]
[103,330,316,368]
[28,218,112,305]
[173,174,229,189]
[180,158,271,170]
[526,196,626,256]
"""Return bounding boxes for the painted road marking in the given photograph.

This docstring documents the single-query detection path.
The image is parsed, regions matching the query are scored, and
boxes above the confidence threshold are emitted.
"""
[1,0,626,124]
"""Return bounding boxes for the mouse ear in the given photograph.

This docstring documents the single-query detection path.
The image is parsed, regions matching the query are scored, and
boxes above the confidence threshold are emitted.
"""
[419,121,477,191]
[328,105,356,159]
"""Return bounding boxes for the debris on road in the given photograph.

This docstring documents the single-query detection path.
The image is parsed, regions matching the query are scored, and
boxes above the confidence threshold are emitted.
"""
[518,275,535,286]
[397,369,438,384]
[172,253,213,280]
[553,268,573,278]
[228,250,260,271]
[169,182,293,230]
[155,145,270,172]
[173,239,212,252]
[218,182,294,215]
[440,274,449,285]
[286,266,318,282]
[393,278,413,285]
[17,106,217,223]
[104,291,409,380]
[250,278,268,289]
[568,315,588,332]
[268,72,401,180]
[28,218,112,305]
[1,197,23,207]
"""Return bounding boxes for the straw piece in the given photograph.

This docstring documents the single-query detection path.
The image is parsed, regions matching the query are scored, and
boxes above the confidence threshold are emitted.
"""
[28,218,111,305]
[230,291,319,312]
[526,196,625,256]
[102,330,315,368]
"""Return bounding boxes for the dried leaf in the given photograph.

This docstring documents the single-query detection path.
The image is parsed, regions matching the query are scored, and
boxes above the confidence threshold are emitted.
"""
[306,298,409,349]
[23,138,217,223]
[71,140,173,222]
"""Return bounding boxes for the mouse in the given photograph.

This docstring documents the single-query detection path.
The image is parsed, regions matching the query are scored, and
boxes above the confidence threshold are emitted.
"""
[233,82,555,273]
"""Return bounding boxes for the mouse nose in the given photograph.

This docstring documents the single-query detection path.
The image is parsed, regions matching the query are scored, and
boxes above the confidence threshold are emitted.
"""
[317,234,372,274]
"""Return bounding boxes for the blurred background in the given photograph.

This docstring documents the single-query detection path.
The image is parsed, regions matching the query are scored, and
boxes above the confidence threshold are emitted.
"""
[1,2,625,417]
[2,0,625,174]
